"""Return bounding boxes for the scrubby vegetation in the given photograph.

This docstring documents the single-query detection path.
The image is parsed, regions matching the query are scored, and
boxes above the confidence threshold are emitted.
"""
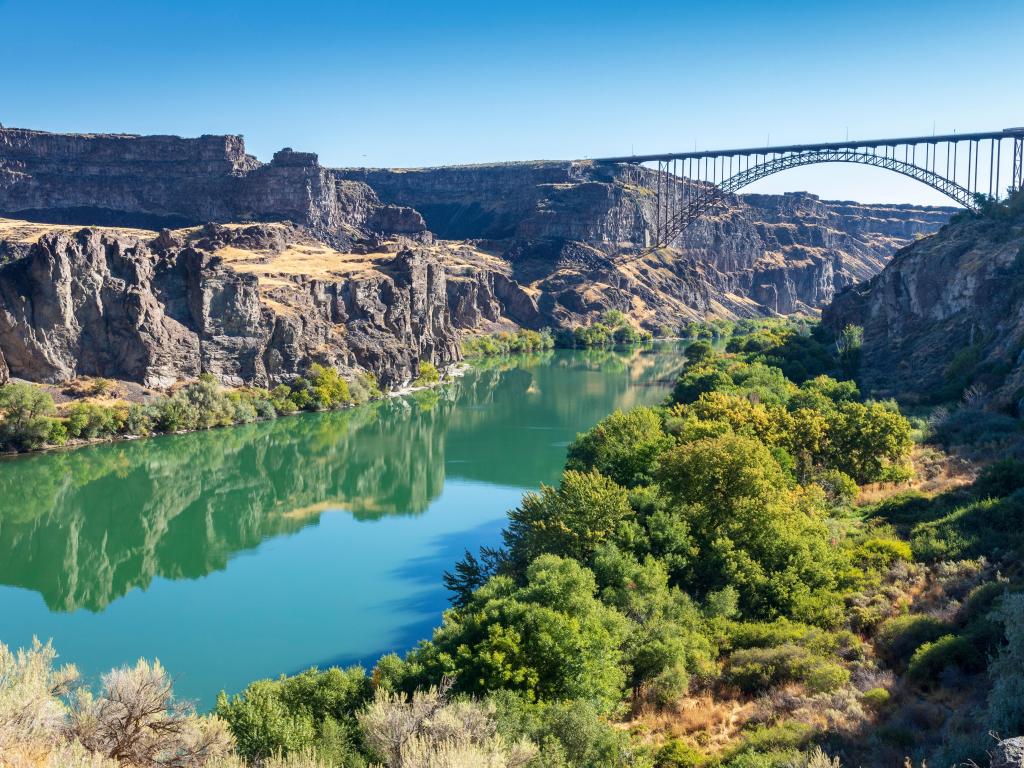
[461,329,555,358]
[5,318,1023,768]
[557,310,654,348]
[0,365,398,454]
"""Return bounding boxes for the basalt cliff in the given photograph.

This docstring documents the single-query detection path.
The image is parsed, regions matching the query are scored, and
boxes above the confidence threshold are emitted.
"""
[0,126,955,388]
[825,195,1024,413]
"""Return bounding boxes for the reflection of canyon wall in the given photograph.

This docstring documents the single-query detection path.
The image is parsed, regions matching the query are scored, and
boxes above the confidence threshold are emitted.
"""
[0,399,450,612]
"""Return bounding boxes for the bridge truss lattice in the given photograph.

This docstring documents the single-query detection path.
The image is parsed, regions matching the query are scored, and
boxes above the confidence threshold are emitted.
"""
[596,128,1024,247]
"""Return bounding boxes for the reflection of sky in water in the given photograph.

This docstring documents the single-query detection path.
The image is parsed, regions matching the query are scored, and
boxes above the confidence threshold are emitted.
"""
[0,347,682,709]
[0,481,520,708]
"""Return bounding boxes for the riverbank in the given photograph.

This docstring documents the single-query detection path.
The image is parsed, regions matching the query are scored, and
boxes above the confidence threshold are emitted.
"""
[0,361,464,457]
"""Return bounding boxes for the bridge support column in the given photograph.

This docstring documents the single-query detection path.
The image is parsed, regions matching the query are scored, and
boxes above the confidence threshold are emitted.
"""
[1013,137,1023,196]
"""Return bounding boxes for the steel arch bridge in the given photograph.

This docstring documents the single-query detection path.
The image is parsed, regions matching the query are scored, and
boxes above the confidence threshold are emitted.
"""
[595,127,1024,247]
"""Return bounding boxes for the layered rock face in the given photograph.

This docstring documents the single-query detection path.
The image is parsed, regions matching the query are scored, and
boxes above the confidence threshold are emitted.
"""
[339,162,954,325]
[0,128,427,245]
[0,224,460,387]
[825,200,1024,411]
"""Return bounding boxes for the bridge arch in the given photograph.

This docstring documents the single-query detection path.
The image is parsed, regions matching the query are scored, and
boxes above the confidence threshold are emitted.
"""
[717,149,976,208]
[596,128,1024,247]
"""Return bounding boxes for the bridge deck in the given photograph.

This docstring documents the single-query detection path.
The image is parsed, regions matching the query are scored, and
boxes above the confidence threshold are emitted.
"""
[594,128,1024,164]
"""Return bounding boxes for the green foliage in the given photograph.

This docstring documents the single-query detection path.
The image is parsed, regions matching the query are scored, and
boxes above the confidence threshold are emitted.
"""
[874,614,951,666]
[566,407,674,488]
[988,593,1024,736]
[684,341,714,366]
[0,383,56,450]
[656,740,707,768]
[491,693,650,767]
[216,666,372,762]
[906,632,986,687]
[408,555,629,707]
[0,364,384,453]
[413,361,441,386]
[307,363,352,409]
[722,644,849,694]
[503,470,633,571]
[65,402,124,440]
[462,329,555,358]
[910,490,1024,563]
[592,547,715,703]
[656,434,841,622]
[558,312,653,349]
[835,324,863,377]
[861,687,891,711]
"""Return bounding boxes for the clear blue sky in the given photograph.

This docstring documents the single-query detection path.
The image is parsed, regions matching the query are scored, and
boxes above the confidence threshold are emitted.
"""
[2,0,1021,205]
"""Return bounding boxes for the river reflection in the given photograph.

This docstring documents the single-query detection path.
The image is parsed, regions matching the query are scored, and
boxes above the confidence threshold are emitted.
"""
[0,346,682,705]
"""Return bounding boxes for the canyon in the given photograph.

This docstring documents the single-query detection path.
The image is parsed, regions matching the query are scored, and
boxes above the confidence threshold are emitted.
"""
[0,126,955,388]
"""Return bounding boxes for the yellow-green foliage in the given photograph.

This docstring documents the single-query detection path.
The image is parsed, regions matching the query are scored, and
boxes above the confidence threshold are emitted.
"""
[413,361,440,386]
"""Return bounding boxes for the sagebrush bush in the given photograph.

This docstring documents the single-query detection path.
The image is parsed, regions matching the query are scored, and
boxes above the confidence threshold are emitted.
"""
[987,593,1024,735]
[722,645,848,694]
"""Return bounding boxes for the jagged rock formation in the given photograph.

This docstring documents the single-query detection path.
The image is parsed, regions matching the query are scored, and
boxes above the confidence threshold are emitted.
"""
[339,162,954,325]
[0,223,460,387]
[825,198,1024,411]
[0,126,960,389]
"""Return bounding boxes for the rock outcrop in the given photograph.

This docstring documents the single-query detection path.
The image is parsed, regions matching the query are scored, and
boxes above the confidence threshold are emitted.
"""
[0,224,460,387]
[825,197,1024,411]
[339,162,954,325]
[0,127,428,246]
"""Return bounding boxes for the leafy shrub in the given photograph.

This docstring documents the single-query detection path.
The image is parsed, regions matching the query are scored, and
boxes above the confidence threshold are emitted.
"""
[65,402,124,440]
[462,329,554,358]
[657,739,707,767]
[566,407,674,488]
[413,361,440,386]
[0,383,56,450]
[216,666,371,762]
[405,555,628,707]
[490,693,641,768]
[861,687,890,710]
[911,491,1024,563]
[874,614,951,666]
[906,633,986,686]
[722,644,848,694]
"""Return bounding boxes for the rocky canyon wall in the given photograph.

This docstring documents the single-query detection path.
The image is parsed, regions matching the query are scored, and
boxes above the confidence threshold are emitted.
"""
[0,224,461,388]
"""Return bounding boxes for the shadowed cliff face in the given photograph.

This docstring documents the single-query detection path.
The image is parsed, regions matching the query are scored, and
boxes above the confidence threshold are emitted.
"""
[0,224,460,387]
[337,162,955,324]
[824,198,1024,411]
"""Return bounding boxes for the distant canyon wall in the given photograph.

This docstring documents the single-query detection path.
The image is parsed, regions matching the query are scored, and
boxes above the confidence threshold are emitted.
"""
[337,162,954,323]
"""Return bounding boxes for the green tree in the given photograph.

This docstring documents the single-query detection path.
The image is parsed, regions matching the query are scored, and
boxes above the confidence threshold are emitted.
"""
[503,470,633,572]
[408,555,628,707]
[592,547,714,705]
[0,383,56,450]
[656,434,840,622]
[216,666,372,763]
[835,324,863,376]
[828,401,912,483]
[566,407,674,488]
[684,341,714,366]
